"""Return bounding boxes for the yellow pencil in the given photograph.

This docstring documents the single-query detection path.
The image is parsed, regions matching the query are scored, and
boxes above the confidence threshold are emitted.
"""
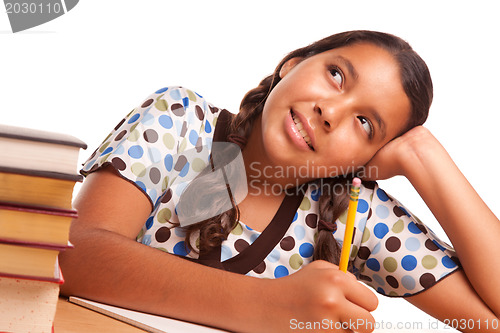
[339,177,361,272]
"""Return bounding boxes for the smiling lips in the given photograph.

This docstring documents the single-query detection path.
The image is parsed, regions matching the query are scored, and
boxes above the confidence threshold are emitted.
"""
[289,110,314,150]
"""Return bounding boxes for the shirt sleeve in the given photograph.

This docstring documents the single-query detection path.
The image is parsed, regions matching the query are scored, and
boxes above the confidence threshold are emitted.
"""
[350,182,461,297]
[81,86,221,207]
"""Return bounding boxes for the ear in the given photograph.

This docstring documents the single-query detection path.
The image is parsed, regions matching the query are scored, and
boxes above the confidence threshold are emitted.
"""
[279,57,303,78]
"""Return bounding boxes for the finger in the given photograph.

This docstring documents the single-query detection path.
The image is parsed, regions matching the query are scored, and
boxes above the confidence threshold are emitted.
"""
[337,302,377,333]
[342,279,379,312]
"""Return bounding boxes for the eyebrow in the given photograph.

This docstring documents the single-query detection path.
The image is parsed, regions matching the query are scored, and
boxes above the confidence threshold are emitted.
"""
[369,108,387,140]
[334,55,359,81]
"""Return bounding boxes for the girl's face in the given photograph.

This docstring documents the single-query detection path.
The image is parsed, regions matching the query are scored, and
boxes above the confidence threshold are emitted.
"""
[256,42,412,182]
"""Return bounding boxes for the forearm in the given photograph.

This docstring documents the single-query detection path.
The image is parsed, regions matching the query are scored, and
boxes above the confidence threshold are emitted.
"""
[401,130,500,316]
[59,227,266,332]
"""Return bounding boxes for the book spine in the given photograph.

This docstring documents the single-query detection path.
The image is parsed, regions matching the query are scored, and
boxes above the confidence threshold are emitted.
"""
[0,166,83,182]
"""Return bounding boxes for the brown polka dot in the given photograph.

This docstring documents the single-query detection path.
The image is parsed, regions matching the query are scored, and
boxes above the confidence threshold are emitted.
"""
[89,164,99,172]
[143,129,159,143]
[393,206,407,217]
[149,167,161,184]
[174,155,188,171]
[305,213,318,228]
[425,239,439,251]
[351,228,356,243]
[280,236,295,251]
[386,275,399,289]
[114,118,126,130]
[180,121,188,137]
[451,256,461,265]
[141,99,154,108]
[171,103,185,116]
[195,137,203,153]
[195,105,204,120]
[209,105,219,114]
[417,223,428,234]
[115,130,127,141]
[252,261,266,274]
[111,157,126,171]
[161,189,173,203]
[359,274,372,283]
[419,273,436,289]
[234,239,249,252]
[367,208,372,220]
[357,246,371,260]
[155,227,171,242]
[385,236,401,252]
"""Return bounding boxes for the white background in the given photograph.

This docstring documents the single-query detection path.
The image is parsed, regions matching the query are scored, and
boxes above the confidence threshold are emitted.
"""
[1,1,498,330]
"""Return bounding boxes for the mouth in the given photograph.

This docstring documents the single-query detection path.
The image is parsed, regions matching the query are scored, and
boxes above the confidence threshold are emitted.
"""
[291,110,314,151]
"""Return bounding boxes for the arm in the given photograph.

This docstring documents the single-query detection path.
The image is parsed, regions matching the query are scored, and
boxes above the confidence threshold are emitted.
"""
[365,126,500,330]
[59,166,378,332]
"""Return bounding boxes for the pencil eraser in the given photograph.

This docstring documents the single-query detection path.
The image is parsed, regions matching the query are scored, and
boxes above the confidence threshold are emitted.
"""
[352,177,361,187]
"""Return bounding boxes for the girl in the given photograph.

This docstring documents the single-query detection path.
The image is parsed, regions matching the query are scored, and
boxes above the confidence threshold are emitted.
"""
[59,30,500,332]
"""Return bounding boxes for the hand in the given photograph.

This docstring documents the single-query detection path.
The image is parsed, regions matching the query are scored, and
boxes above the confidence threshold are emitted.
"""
[362,126,441,181]
[261,260,379,333]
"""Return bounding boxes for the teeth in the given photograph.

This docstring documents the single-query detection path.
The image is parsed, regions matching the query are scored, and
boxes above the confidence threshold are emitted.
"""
[291,112,313,148]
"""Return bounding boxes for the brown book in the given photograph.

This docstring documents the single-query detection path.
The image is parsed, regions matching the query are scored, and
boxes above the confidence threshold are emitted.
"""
[0,263,63,333]
[0,167,81,210]
[0,202,77,247]
[0,240,71,280]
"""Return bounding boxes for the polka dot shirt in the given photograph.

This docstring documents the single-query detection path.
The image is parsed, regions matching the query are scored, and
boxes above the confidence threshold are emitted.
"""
[81,86,461,297]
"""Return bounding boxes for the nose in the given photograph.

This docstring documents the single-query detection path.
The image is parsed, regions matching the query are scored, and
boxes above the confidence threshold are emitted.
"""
[314,98,350,131]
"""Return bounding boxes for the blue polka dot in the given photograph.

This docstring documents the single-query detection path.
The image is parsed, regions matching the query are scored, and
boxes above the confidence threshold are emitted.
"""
[128,145,144,159]
[155,87,169,94]
[299,243,314,258]
[366,258,380,271]
[401,275,416,290]
[408,222,422,234]
[128,113,140,124]
[159,115,173,129]
[249,233,259,244]
[377,287,386,295]
[205,120,212,133]
[145,217,154,229]
[189,130,199,146]
[136,181,146,192]
[405,237,420,251]
[274,265,289,278]
[141,113,155,125]
[442,256,458,269]
[357,199,369,213]
[141,234,151,246]
[115,145,125,155]
[311,189,320,201]
[294,225,306,241]
[173,242,189,256]
[102,146,113,155]
[433,240,446,251]
[372,242,382,255]
[182,97,189,108]
[372,274,385,287]
[170,89,182,100]
[148,147,162,163]
[164,154,173,171]
[221,245,232,261]
[245,224,253,231]
[179,161,190,177]
[401,255,418,271]
[374,223,389,239]
[399,206,411,217]
[149,189,157,204]
[267,249,280,263]
[174,226,187,238]
[376,188,389,202]
[375,205,389,219]
[292,212,298,222]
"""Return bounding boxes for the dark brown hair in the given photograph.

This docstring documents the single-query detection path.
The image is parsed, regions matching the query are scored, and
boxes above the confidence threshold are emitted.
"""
[182,30,433,266]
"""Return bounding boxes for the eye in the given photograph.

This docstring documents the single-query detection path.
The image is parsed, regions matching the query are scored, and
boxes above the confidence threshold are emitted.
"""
[357,116,373,138]
[329,66,344,87]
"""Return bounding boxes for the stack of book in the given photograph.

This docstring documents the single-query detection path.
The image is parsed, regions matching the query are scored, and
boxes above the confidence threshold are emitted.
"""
[0,124,87,333]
